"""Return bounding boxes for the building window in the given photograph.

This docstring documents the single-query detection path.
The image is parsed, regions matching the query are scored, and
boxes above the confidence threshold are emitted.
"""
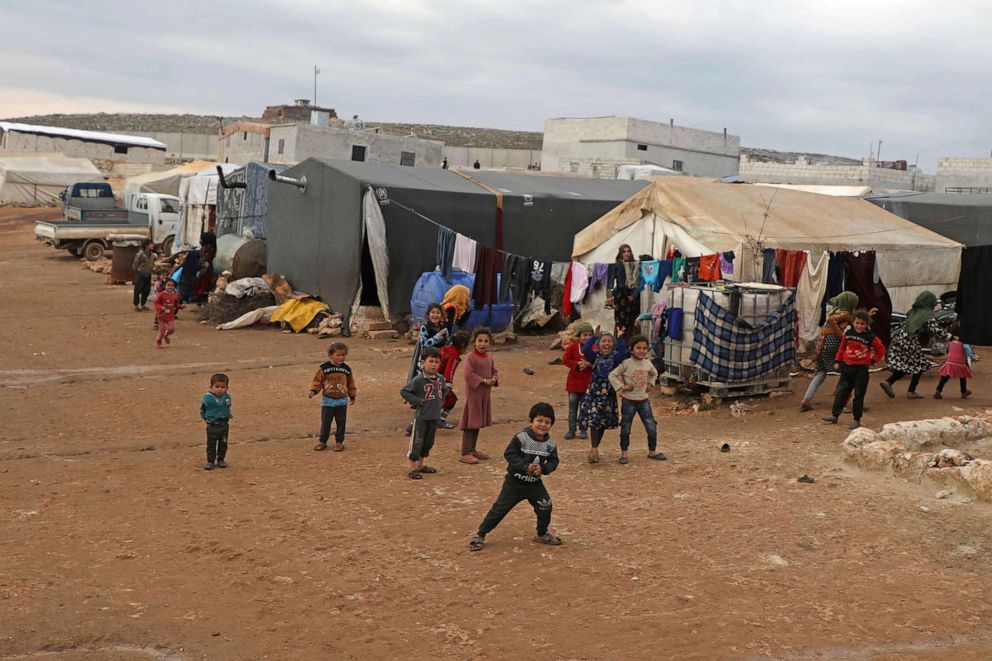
[114,145,128,155]
[400,151,415,166]
[351,145,367,162]
[672,160,684,171]
[637,144,647,151]
[277,138,285,155]
[243,132,248,140]
[569,161,579,173]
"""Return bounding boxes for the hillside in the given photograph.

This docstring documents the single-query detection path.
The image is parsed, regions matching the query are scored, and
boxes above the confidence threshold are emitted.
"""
[740,146,862,165]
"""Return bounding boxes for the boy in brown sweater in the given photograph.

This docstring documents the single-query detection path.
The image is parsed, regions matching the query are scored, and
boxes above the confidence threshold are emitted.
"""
[308,342,357,451]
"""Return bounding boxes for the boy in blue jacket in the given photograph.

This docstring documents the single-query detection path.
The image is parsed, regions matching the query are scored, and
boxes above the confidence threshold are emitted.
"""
[200,373,232,470]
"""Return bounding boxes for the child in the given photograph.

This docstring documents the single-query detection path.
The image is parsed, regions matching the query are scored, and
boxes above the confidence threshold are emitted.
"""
[800,291,856,412]
[822,309,885,430]
[154,279,183,348]
[609,334,665,464]
[561,322,594,440]
[934,323,973,399]
[468,402,562,552]
[441,285,472,335]
[152,272,168,331]
[308,342,357,451]
[578,327,628,464]
[401,348,445,479]
[438,331,471,429]
[199,373,232,470]
[458,327,498,465]
[408,303,450,381]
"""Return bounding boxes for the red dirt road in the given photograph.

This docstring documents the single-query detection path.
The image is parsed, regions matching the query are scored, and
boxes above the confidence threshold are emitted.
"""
[3,207,992,660]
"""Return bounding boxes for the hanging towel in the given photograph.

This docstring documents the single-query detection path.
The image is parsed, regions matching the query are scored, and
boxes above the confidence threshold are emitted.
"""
[472,244,502,306]
[667,308,685,340]
[672,257,687,283]
[762,249,778,284]
[551,262,569,285]
[436,227,456,282]
[720,251,735,275]
[569,262,589,303]
[639,260,662,293]
[452,234,477,272]
[796,251,830,344]
[685,256,701,283]
[698,254,722,282]
[623,262,640,290]
[775,249,807,288]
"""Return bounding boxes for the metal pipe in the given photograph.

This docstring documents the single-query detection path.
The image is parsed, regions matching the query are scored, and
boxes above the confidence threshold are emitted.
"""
[216,166,245,189]
[268,169,307,192]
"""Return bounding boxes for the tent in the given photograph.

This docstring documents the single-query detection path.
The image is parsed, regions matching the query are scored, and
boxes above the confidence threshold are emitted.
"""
[267,158,648,326]
[0,154,102,205]
[616,164,681,180]
[756,183,872,197]
[174,164,240,252]
[123,160,220,207]
[572,178,962,321]
[216,162,288,239]
[869,192,992,344]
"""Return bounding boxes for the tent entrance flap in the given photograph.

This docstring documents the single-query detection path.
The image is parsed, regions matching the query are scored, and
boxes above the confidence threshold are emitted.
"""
[350,189,391,323]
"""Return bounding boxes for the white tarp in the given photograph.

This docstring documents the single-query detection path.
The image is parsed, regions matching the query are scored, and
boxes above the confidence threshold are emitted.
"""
[0,154,102,205]
[123,160,221,207]
[616,164,681,180]
[174,164,240,252]
[0,121,166,149]
[349,189,392,323]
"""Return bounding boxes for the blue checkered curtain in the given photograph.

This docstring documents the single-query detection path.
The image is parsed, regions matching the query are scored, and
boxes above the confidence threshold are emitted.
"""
[689,292,796,383]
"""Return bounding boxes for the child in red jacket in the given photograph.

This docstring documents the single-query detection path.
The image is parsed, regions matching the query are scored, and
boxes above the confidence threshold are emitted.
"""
[561,322,594,439]
[438,331,471,429]
[155,279,183,348]
[822,310,885,430]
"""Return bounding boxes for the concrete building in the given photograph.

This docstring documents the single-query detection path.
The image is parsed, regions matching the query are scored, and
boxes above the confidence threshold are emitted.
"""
[740,154,935,191]
[935,157,992,193]
[0,121,166,166]
[217,122,272,164]
[254,123,443,167]
[541,116,740,179]
[262,99,337,123]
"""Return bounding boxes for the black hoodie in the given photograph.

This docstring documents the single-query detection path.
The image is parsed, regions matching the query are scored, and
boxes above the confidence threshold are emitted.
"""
[504,427,559,484]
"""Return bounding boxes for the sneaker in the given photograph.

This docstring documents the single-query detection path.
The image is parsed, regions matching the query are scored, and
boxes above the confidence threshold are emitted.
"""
[134,305,141,312]
[821,415,838,424]
[203,462,214,470]
[618,456,629,465]
[848,421,861,430]
[880,382,895,398]
[216,460,228,468]
[799,400,813,412]
[439,420,456,430]
[563,431,576,440]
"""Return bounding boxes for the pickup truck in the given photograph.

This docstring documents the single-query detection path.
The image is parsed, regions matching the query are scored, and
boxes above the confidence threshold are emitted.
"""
[35,192,181,260]
[59,182,127,222]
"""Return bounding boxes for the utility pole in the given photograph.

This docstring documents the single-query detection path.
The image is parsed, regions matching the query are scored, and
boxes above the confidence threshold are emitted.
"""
[876,139,882,164]
[313,65,320,108]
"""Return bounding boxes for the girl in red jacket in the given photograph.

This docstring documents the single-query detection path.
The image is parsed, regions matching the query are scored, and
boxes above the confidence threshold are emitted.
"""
[822,310,885,430]
[561,322,594,439]
[155,279,184,348]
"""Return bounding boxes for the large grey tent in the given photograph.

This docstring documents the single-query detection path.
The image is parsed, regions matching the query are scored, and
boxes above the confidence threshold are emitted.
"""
[267,158,648,326]
[869,192,992,345]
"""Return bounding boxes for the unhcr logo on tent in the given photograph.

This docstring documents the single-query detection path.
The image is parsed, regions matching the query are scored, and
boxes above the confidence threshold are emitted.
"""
[375,187,390,205]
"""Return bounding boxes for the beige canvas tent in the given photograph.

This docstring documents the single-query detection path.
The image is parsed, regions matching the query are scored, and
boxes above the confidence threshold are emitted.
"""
[572,178,962,314]
[123,160,219,206]
[0,154,102,205]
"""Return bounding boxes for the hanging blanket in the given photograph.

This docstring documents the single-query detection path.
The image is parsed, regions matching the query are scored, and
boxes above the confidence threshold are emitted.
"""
[690,292,796,383]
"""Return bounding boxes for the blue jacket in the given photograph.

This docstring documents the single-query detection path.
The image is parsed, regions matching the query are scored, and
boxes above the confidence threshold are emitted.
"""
[200,392,233,424]
[581,336,629,378]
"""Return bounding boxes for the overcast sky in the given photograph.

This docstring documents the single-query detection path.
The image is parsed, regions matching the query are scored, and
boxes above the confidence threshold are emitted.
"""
[2,0,990,170]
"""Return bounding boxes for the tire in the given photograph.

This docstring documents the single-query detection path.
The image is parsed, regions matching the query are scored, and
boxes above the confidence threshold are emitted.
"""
[160,235,174,257]
[82,240,105,261]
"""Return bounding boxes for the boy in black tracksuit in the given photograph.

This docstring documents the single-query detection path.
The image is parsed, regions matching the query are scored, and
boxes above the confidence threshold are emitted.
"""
[400,348,444,480]
[822,310,886,430]
[469,402,562,551]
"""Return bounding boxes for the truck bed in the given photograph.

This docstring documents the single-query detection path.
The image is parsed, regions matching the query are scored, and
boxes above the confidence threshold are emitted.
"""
[65,207,130,222]
[35,219,150,242]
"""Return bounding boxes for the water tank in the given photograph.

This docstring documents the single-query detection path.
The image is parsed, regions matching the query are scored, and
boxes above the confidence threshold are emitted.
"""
[214,234,266,279]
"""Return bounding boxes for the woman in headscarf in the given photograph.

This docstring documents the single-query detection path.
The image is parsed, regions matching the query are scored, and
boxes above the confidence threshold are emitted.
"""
[611,244,639,341]
[881,291,941,399]
[441,284,471,335]
[799,291,857,412]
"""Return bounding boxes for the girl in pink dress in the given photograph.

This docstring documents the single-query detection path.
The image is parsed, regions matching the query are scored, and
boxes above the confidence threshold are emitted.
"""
[458,328,498,464]
[934,323,973,399]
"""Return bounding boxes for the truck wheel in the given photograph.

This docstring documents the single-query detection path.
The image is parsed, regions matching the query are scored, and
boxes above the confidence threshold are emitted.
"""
[160,235,174,256]
[82,240,105,261]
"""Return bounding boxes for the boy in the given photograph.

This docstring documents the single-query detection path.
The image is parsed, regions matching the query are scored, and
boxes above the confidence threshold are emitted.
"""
[308,342,357,451]
[608,335,665,464]
[822,309,885,430]
[200,373,232,470]
[401,347,444,479]
[468,402,562,551]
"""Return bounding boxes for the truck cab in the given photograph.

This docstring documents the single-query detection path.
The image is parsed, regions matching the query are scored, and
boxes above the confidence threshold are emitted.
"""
[61,182,117,219]
[130,194,181,255]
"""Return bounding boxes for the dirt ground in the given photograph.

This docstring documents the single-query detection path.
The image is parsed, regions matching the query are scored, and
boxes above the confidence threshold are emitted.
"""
[3,207,992,660]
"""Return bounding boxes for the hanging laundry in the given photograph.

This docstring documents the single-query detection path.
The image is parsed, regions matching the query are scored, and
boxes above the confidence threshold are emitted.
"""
[607,262,626,289]
[656,259,673,285]
[639,260,663,293]
[821,251,846,325]
[843,251,893,346]
[720,251,735,275]
[500,253,523,304]
[523,259,553,313]
[698,254,722,282]
[588,263,609,291]
[775,249,807,288]
[762,248,778,284]
[671,257,687,283]
[569,262,589,303]
[436,227,455,282]
[666,246,678,260]
[562,263,574,317]
[685,256,701,282]
[472,244,502,306]
[667,308,685,340]
[623,261,640,291]
[550,262,569,286]
[452,234,477,272]
[796,252,830,344]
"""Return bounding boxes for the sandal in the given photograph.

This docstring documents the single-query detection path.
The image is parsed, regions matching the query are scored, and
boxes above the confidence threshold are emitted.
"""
[471,451,490,461]
[313,443,328,451]
[418,465,437,474]
[533,532,563,546]
[459,454,480,465]
[587,449,599,464]
[647,452,667,461]
[468,535,485,552]
[618,456,629,465]
[333,443,345,452]
[408,470,423,480]
[907,392,923,400]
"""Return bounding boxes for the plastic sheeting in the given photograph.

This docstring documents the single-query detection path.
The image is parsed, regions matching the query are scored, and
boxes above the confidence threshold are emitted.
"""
[0,154,102,205]
[349,188,392,323]
[174,164,241,252]
[216,162,287,239]
[123,160,219,205]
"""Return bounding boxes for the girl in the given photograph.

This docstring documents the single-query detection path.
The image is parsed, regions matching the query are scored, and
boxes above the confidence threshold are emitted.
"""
[578,327,628,464]
[154,279,183,348]
[441,284,472,336]
[611,244,638,342]
[408,303,450,381]
[881,291,942,400]
[562,322,595,439]
[800,291,857,412]
[458,328,498,465]
[934,323,973,399]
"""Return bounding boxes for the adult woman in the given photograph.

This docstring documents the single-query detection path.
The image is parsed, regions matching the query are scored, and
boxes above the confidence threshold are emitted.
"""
[799,291,857,411]
[881,291,941,399]
[611,244,639,341]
